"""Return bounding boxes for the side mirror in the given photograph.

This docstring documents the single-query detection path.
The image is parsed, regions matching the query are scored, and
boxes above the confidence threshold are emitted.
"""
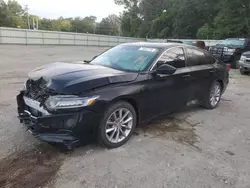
[156,64,177,75]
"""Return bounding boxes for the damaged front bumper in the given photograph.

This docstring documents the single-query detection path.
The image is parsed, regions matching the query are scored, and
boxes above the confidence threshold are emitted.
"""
[17,91,100,149]
[18,109,80,149]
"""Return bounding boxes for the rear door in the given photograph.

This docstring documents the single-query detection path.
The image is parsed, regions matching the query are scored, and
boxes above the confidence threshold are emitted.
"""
[186,47,216,101]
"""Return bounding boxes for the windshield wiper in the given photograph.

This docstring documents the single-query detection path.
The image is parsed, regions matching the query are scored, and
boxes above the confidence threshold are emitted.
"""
[84,60,91,64]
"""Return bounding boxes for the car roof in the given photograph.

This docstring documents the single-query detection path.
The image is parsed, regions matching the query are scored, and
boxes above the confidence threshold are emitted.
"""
[121,42,190,49]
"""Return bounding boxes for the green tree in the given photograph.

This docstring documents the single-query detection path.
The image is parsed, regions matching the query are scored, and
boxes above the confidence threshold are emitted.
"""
[39,18,60,31]
[147,0,177,38]
[115,0,142,37]
[0,0,7,26]
[0,0,25,28]
[55,17,72,32]
[1,0,250,39]
[212,0,250,39]
[197,23,214,39]
[173,0,211,38]
[96,14,121,35]
[70,16,97,33]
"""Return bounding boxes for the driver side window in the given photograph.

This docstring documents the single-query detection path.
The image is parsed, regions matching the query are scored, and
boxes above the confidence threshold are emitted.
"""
[158,47,186,68]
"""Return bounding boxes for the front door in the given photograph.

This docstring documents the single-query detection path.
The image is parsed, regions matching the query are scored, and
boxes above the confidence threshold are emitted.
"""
[139,47,192,121]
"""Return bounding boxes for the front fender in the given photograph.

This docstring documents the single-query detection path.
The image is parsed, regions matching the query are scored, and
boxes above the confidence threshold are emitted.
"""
[87,82,144,115]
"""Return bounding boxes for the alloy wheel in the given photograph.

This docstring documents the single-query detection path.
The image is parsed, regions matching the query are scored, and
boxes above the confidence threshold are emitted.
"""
[210,83,221,107]
[105,108,133,144]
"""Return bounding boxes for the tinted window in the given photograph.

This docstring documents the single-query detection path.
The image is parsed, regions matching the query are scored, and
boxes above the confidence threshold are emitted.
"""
[159,47,186,68]
[187,48,211,66]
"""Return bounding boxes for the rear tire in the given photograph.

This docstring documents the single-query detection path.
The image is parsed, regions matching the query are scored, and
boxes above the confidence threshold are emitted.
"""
[98,101,137,148]
[202,81,222,109]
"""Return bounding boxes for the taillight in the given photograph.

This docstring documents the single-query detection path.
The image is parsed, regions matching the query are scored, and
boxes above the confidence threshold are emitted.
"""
[226,64,231,72]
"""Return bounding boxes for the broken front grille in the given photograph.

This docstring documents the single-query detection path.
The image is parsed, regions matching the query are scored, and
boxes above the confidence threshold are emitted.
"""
[25,79,48,102]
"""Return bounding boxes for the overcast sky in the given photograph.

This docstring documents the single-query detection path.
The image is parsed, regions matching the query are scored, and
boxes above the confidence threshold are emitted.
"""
[16,0,124,21]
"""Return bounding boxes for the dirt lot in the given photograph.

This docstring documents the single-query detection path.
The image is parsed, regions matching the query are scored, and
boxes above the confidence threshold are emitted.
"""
[0,45,250,188]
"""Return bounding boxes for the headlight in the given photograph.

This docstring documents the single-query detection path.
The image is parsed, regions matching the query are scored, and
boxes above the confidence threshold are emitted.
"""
[224,48,235,55]
[45,95,99,110]
[227,49,235,52]
[241,56,246,61]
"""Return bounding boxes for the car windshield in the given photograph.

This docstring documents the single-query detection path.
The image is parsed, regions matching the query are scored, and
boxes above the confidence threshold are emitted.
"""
[91,45,160,72]
[221,39,246,47]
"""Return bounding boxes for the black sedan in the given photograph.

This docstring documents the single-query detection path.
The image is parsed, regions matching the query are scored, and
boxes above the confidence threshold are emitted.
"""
[17,43,229,149]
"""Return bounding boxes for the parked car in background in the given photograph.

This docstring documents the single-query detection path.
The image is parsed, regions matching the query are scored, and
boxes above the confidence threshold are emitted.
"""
[209,38,250,68]
[238,51,250,75]
[183,40,196,46]
[17,43,229,149]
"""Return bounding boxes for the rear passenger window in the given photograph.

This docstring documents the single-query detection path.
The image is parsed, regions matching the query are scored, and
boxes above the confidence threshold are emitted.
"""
[158,47,186,68]
[186,48,211,66]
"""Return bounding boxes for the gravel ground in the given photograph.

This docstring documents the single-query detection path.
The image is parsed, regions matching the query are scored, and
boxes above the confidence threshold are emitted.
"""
[0,45,250,188]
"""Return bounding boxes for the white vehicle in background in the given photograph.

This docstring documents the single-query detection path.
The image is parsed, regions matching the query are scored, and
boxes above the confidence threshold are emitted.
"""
[238,52,250,75]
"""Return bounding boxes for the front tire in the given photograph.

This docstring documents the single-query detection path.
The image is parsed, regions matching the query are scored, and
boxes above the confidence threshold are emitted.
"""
[202,81,222,109]
[240,68,249,75]
[98,101,137,148]
[231,55,240,69]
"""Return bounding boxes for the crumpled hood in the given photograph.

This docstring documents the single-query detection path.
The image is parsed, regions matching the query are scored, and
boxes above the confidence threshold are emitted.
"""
[28,62,138,94]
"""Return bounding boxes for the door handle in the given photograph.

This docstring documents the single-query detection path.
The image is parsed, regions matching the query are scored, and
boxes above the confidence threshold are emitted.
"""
[182,74,190,79]
[210,70,215,73]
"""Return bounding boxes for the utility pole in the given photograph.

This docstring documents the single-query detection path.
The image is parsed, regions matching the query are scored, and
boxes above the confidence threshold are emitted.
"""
[32,17,34,29]
[37,17,39,30]
[32,17,39,30]
[93,23,96,34]
[25,5,30,29]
